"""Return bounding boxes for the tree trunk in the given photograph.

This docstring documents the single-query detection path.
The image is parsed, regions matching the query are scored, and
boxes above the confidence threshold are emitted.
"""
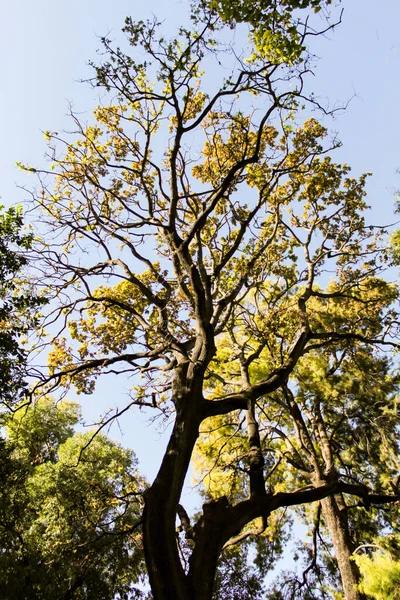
[142,392,220,600]
[143,412,196,599]
[321,495,366,600]
[187,496,233,600]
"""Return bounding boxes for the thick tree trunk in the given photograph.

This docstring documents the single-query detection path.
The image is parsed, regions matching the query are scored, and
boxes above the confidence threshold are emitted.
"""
[187,496,233,600]
[321,496,366,600]
[143,410,197,599]
[142,389,220,600]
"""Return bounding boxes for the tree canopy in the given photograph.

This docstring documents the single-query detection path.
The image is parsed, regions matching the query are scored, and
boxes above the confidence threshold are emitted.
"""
[0,205,46,407]
[9,1,400,599]
[0,397,146,599]
[199,0,337,63]
[353,538,400,600]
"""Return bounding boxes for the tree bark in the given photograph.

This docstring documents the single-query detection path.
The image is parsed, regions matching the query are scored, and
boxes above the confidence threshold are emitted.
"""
[142,394,246,600]
[321,495,366,600]
[142,386,213,600]
[143,415,196,599]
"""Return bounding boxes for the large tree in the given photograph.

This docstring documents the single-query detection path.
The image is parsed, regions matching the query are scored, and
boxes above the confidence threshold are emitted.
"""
[23,2,399,598]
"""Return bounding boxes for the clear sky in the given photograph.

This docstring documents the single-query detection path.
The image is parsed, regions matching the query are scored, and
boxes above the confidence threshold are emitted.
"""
[1,0,399,487]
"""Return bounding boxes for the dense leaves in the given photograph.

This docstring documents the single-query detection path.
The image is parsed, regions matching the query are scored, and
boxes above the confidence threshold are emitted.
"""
[0,398,146,599]
[354,539,400,600]
[0,205,46,407]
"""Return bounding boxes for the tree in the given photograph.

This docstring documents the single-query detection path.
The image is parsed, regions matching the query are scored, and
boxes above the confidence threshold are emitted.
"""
[23,2,399,598]
[0,396,146,599]
[199,0,337,64]
[353,538,400,600]
[194,297,400,599]
[0,204,46,407]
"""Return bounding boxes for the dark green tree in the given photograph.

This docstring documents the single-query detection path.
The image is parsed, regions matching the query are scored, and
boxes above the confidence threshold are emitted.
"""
[0,204,46,407]
[0,397,147,599]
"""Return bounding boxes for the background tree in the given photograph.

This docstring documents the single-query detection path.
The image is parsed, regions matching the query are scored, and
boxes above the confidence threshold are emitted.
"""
[0,396,146,599]
[194,294,400,599]
[21,2,399,598]
[352,536,400,600]
[0,204,46,407]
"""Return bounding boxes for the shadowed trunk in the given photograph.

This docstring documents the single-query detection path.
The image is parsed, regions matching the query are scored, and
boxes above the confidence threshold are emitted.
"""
[142,393,252,600]
[143,410,199,599]
[141,379,222,600]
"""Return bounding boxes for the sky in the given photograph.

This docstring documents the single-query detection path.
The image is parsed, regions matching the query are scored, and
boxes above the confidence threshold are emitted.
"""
[1,0,400,492]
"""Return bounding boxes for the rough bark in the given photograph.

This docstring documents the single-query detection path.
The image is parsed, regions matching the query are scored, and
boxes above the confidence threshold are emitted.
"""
[321,495,366,600]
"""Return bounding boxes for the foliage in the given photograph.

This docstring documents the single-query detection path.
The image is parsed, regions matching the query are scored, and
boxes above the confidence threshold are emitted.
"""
[20,4,400,599]
[0,205,46,407]
[390,229,400,265]
[194,301,400,596]
[0,397,147,599]
[213,545,265,599]
[196,0,337,64]
[354,549,400,600]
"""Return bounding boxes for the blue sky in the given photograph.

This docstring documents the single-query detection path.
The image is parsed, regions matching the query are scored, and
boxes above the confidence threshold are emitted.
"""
[2,1,399,219]
[1,0,399,489]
